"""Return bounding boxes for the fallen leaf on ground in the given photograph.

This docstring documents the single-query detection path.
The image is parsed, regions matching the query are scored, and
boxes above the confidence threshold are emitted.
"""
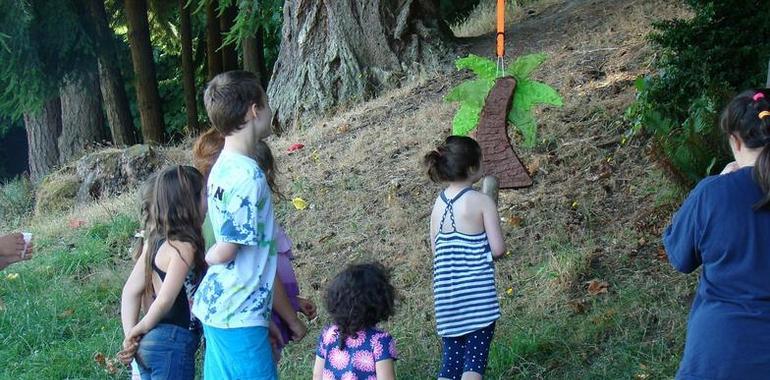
[287,143,305,153]
[505,287,514,296]
[586,279,609,296]
[68,219,87,229]
[93,352,106,366]
[506,216,523,228]
[657,247,668,262]
[292,197,308,210]
[5,273,18,281]
[337,123,351,134]
[105,358,119,374]
[527,157,542,175]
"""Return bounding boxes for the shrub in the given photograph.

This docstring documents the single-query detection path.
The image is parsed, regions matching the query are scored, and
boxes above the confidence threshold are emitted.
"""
[627,0,770,187]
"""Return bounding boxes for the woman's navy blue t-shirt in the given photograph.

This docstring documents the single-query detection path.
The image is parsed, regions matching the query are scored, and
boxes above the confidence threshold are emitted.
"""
[664,167,770,380]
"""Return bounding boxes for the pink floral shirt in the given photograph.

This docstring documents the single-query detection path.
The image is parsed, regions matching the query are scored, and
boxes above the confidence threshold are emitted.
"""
[316,325,398,380]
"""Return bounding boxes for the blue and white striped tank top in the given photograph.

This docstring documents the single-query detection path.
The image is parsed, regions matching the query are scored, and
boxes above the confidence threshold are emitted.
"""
[433,187,500,337]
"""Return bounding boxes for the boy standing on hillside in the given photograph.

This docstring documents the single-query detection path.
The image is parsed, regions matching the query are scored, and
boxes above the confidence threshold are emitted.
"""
[192,71,279,379]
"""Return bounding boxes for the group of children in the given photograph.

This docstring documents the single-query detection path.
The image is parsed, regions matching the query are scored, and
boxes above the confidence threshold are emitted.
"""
[118,70,506,380]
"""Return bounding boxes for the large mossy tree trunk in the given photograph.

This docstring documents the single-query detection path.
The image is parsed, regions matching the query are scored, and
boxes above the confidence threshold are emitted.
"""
[125,0,165,144]
[24,98,62,181]
[268,0,449,131]
[88,0,138,146]
[206,0,223,80]
[59,70,106,163]
[179,0,200,134]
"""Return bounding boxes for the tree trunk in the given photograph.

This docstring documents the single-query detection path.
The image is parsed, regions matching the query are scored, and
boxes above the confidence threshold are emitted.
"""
[179,0,200,134]
[243,26,269,88]
[206,0,223,80]
[268,0,449,132]
[24,98,62,181]
[58,70,106,163]
[219,3,239,71]
[125,0,165,144]
[194,29,206,72]
[88,0,138,146]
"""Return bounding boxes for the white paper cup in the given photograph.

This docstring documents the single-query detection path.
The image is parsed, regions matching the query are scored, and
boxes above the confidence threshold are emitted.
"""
[21,232,31,258]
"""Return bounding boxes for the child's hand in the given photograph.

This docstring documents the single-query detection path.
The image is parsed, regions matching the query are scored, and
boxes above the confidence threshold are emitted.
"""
[125,324,146,347]
[118,338,139,365]
[297,296,317,320]
[288,317,308,342]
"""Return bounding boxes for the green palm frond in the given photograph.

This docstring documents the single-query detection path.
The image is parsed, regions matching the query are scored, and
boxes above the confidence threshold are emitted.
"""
[444,53,562,145]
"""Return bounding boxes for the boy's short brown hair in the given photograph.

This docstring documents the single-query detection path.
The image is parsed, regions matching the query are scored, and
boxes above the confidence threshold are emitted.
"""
[203,70,267,135]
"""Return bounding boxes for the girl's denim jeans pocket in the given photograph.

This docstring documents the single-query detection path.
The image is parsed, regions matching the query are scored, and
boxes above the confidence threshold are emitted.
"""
[136,324,200,380]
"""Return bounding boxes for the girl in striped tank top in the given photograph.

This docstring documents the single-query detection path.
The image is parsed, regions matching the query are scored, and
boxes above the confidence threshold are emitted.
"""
[425,136,506,380]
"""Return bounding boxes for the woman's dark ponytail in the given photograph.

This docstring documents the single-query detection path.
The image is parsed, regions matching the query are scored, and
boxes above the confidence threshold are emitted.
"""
[754,145,770,210]
[754,107,770,209]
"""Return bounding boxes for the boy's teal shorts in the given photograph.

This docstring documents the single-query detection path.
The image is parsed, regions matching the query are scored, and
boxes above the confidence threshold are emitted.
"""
[202,324,277,379]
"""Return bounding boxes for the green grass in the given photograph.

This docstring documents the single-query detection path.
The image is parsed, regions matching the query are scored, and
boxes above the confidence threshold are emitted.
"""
[0,214,137,379]
[0,176,34,231]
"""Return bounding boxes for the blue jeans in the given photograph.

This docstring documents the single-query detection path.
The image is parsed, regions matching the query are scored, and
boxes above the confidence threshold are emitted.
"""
[136,324,201,380]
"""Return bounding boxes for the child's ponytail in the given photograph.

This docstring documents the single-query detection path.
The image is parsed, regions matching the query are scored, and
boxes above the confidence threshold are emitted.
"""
[424,149,446,183]
[423,136,482,183]
[754,106,770,209]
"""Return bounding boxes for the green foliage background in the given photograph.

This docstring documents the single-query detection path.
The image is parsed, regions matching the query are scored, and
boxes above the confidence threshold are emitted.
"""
[627,0,770,187]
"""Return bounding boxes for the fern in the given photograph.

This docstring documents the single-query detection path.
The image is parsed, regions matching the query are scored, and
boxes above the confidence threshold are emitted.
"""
[444,54,563,147]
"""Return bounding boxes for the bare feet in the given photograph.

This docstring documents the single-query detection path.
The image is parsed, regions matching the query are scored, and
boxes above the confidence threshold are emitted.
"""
[298,296,318,320]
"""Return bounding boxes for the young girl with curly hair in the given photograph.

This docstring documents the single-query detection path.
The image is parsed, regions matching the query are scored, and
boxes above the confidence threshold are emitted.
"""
[313,263,398,380]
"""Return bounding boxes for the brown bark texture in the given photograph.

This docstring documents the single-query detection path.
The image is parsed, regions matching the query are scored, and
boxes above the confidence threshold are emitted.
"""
[219,4,239,71]
[179,0,200,134]
[474,77,532,189]
[59,70,106,163]
[88,0,138,146]
[206,0,223,80]
[125,0,165,144]
[268,0,448,132]
[243,26,269,88]
[24,98,62,181]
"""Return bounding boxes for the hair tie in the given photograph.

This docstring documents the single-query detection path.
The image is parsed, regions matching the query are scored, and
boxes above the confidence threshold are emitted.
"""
[755,93,766,102]
[760,111,770,120]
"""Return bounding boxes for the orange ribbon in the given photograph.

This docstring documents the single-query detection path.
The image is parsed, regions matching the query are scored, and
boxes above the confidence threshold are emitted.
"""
[496,0,505,57]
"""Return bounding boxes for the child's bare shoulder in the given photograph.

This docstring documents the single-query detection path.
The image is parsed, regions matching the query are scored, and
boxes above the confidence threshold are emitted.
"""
[161,240,197,261]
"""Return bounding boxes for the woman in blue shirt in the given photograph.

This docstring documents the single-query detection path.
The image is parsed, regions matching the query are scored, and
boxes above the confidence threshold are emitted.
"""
[665,89,770,380]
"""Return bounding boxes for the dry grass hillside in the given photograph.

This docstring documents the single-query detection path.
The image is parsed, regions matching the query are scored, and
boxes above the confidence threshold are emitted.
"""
[0,0,698,378]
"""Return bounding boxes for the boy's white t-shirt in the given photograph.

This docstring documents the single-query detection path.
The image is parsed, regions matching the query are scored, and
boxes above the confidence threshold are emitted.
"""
[192,150,277,329]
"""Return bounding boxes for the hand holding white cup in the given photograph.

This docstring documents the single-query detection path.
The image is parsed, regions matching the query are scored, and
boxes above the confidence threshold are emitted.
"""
[22,232,32,259]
